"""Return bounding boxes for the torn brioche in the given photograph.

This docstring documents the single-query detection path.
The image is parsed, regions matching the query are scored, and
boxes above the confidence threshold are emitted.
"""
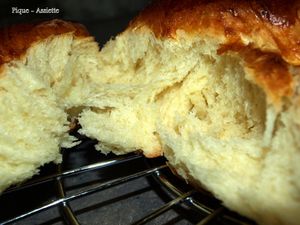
[0,19,100,193]
[79,1,300,225]
[1,0,300,224]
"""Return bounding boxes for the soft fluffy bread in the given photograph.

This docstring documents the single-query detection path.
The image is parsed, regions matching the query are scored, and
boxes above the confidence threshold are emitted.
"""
[1,1,300,225]
[0,20,101,192]
[79,1,300,225]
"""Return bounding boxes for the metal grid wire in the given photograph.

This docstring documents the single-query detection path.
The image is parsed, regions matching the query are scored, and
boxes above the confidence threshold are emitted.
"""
[0,139,256,225]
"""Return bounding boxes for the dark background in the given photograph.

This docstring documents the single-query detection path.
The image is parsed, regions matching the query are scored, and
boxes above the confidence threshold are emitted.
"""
[0,0,152,45]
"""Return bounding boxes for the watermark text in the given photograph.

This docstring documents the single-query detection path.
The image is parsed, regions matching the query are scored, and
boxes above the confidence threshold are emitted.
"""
[12,7,60,15]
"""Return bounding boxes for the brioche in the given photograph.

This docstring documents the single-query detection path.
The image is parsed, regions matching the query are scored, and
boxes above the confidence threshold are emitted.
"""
[79,1,300,225]
[0,20,101,193]
[1,1,300,225]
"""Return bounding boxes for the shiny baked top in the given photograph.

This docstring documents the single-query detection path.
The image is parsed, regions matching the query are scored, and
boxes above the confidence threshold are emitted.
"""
[131,0,300,65]
[130,0,300,105]
[0,19,89,66]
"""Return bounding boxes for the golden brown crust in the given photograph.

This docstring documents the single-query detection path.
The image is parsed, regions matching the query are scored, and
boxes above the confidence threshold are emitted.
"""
[242,49,294,105]
[0,19,89,67]
[131,0,300,63]
[218,43,294,105]
[130,0,300,105]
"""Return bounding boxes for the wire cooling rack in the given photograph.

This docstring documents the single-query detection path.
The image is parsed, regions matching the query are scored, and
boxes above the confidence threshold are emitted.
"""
[0,137,256,225]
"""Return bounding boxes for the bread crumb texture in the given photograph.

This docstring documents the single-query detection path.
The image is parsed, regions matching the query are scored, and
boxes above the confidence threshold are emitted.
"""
[0,20,98,193]
[1,1,300,224]
[86,27,300,225]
